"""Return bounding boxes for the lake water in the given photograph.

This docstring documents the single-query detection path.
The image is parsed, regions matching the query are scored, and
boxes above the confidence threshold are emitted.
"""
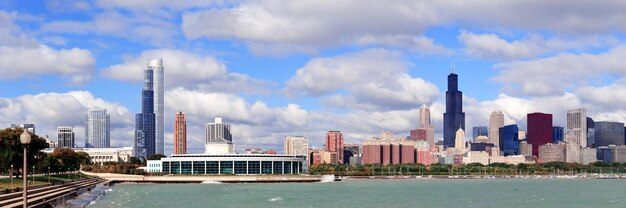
[88,179,626,208]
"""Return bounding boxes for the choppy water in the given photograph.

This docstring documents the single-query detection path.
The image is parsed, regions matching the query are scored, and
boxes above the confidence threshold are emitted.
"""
[88,179,626,208]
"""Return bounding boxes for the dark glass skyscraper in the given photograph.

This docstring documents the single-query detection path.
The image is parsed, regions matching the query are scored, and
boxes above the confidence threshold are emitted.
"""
[499,124,519,156]
[135,68,156,159]
[553,126,564,143]
[594,121,625,147]
[472,126,488,141]
[443,73,465,148]
[587,117,595,147]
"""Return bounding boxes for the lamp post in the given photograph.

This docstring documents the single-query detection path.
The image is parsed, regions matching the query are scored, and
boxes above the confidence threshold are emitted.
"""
[10,164,14,189]
[48,167,50,185]
[20,130,31,208]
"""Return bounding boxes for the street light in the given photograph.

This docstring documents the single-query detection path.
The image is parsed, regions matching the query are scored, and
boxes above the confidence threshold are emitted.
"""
[20,129,31,208]
[48,167,50,185]
[10,164,13,189]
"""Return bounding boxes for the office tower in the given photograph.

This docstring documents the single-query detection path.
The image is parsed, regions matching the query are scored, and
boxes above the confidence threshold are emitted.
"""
[326,131,344,164]
[455,128,465,153]
[343,144,360,164]
[174,112,186,154]
[499,124,519,156]
[148,59,165,155]
[284,136,309,157]
[527,113,553,157]
[594,121,625,146]
[205,117,234,154]
[587,117,595,147]
[205,117,232,142]
[553,126,564,144]
[472,126,488,141]
[443,71,465,148]
[566,108,587,147]
[418,105,435,147]
[85,108,110,148]
[135,62,156,159]
[10,124,35,134]
[57,126,75,148]
[489,111,504,147]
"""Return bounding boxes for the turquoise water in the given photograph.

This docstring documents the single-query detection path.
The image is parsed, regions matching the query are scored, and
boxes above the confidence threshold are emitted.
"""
[89,179,626,208]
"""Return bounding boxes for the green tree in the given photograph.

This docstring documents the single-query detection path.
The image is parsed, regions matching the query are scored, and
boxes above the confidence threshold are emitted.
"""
[52,148,80,171]
[148,154,167,160]
[0,128,48,177]
[128,157,143,164]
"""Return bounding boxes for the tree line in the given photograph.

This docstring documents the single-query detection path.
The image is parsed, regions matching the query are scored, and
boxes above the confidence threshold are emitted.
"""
[308,161,626,176]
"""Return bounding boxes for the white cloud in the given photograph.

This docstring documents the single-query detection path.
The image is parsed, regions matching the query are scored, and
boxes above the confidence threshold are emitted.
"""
[182,0,444,55]
[42,11,177,46]
[0,91,133,147]
[493,45,626,96]
[96,0,221,12]
[0,45,94,84]
[102,49,270,94]
[357,35,451,55]
[286,49,439,110]
[458,31,619,60]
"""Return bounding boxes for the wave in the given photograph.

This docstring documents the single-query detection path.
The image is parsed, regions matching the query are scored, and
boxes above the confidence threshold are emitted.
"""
[201,180,222,184]
[320,175,335,183]
[268,197,283,202]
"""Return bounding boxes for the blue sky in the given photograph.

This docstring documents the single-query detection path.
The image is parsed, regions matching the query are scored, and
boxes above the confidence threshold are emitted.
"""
[2,0,626,154]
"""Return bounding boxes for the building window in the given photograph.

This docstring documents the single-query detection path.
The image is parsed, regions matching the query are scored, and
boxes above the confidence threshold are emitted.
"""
[162,162,170,173]
[193,161,205,174]
[273,161,282,174]
[181,161,192,174]
[234,161,247,174]
[284,162,292,174]
[261,161,272,174]
[207,161,219,174]
[171,162,180,174]
[220,161,233,174]
[248,161,260,175]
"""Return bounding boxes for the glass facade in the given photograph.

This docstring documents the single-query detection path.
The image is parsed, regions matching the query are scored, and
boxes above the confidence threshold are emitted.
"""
[193,161,205,174]
[499,124,519,156]
[157,154,306,175]
[443,73,465,148]
[595,121,625,146]
[220,161,234,174]
[553,126,564,143]
[207,161,219,174]
[472,126,488,140]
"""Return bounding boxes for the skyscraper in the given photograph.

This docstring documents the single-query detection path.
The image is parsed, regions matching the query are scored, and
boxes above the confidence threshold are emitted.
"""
[594,121,625,147]
[566,108,587,147]
[135,61,156,159]
[419,105,435,147]
[443,72,465,148]
[489,111,504,147]
[553,126,564,143]
[527,112,553,157]
[326,131,344,164]
[472,126,488,141]
[174,112,186,154]
[455,128,466,153]
[10,124,35,134]
[587,117,595,147]
[85,108,110,148]
[204,117,234,154]
[57,126,75,148]
[499,124,520,156]
[148,59,165,155]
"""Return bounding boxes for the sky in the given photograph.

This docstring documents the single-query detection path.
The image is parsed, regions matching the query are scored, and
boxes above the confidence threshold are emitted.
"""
[2,0,626,154]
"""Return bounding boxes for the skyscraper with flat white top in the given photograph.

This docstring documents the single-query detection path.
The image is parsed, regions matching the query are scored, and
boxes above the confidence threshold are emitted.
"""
[148,59,165,155]
[489,111,504,147]
[57,126,75,148]
[85,108,110,148]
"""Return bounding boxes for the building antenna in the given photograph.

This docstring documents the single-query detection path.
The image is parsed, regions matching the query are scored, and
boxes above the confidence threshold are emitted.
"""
[450,59,456,74]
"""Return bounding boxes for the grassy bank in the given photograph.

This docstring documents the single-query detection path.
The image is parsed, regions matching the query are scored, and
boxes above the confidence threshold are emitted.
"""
[0,173,90,189]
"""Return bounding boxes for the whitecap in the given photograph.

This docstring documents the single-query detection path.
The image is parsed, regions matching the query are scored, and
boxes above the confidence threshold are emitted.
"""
[268,197,283,202]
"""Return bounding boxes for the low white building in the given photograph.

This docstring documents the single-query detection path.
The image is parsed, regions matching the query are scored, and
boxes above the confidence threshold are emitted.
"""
[43,147,133,164]
[205,139,235,154]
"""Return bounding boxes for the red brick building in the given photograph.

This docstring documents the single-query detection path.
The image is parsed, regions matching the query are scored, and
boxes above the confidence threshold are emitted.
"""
[325,131,344,164]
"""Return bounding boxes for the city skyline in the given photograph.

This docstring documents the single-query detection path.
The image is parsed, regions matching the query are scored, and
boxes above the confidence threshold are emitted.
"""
[2,1,626,154]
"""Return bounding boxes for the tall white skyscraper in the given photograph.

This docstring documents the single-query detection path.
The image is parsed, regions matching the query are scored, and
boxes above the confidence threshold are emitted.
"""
[455,128,466,153]
[567,108,587,147]
[85,108,110,148]
[148,59,165,155]
[205,117,234,154]
[419,105,435,147]
[489,111,504,147]
[57,126,75,148]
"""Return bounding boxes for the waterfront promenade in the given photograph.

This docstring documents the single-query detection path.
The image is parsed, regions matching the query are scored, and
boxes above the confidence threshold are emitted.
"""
[82,172,328,183]
[0,178,105,208]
